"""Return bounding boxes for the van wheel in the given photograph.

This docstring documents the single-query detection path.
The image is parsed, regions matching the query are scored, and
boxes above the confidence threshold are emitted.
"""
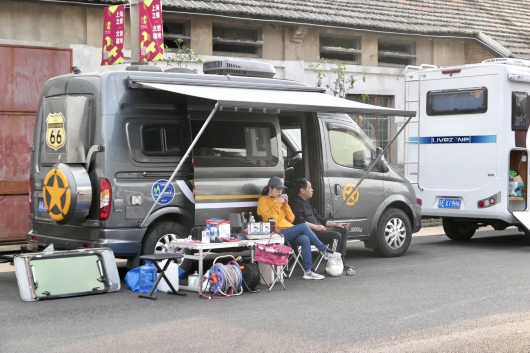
[374,208,412,257]
[442,218,476,241]
[142,221,192,273]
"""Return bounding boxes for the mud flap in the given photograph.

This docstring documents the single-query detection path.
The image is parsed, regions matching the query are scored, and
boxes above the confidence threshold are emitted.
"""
[513,212,530,233]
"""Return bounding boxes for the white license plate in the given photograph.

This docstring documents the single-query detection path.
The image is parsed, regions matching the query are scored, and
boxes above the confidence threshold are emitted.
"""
[38,199,47,212]
[438,199,461,209]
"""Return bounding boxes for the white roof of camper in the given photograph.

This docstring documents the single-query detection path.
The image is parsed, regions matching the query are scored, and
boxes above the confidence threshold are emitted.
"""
[137,82,416,117]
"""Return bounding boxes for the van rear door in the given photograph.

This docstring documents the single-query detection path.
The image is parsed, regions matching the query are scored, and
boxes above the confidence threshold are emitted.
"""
[418,74,498,192]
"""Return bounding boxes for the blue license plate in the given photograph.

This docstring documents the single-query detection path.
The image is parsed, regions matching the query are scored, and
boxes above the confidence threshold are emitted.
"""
[38,199,47,212]
[438,199,461,209]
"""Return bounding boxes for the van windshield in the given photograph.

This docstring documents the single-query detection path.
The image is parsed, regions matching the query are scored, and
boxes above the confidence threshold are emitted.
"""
[283,129,302,150]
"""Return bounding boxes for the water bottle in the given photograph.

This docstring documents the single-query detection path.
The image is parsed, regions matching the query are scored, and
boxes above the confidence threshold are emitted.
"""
[139,261,158,294]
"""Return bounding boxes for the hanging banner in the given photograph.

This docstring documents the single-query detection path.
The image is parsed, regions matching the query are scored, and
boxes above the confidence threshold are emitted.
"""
[101,5,125,66]
[139,0,164,62]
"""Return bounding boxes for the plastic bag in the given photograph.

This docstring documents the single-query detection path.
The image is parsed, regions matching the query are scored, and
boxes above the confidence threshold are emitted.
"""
[125,267,140,292]
[325,256,344,277]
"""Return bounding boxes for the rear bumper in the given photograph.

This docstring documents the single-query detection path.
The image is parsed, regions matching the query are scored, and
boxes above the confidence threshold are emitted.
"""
[27,228,145,257]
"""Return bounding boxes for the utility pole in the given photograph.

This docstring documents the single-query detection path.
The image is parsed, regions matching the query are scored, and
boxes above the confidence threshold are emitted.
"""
[129,0,141,63]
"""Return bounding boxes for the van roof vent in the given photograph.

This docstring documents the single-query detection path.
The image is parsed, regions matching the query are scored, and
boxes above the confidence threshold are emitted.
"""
[203,59,276,78]
[483,58,530,68]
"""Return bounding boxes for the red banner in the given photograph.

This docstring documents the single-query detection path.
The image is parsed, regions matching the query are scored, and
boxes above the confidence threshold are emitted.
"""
[101,5,125,66]
[139,0,164,62]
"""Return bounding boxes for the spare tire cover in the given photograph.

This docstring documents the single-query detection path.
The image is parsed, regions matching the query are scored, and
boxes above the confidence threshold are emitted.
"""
[42,163,92,225]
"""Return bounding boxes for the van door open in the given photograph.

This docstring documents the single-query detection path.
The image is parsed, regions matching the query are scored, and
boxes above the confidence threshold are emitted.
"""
[322,118,385,237]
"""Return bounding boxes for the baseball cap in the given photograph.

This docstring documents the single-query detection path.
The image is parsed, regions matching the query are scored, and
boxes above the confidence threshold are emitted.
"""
[267,176,286,190]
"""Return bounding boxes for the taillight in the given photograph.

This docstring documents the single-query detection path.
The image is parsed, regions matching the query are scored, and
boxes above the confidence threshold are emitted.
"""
[417,199,422,206]
[29,176,33,215]
[99,178,111,221]
[478,193,499,208]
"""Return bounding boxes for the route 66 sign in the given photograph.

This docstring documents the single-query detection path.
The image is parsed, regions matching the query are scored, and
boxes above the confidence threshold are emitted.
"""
[46,113,66,151]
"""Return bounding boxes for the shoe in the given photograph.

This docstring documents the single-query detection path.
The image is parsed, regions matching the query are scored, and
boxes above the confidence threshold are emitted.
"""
[303,271,325,280]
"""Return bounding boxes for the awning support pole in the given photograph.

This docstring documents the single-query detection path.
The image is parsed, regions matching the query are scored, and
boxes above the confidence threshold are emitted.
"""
[140,103,219,228]
[334,116,413,216]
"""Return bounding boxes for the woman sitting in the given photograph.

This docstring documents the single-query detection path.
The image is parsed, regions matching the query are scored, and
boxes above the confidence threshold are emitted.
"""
[257,176,341,280]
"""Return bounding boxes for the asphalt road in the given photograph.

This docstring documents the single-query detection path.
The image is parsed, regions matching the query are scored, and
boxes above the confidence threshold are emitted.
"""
[3,229,530,353]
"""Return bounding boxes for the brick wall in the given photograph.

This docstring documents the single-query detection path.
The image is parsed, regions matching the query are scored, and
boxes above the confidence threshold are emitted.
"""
[464,41,495,64]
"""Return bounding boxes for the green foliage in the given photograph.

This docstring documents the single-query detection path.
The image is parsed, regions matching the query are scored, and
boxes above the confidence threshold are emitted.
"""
[163,38,203,71]
[312,61,367,99]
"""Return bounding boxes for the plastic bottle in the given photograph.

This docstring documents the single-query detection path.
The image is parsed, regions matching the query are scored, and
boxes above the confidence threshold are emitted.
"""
[139,261,158,294]
[157,260,180,293]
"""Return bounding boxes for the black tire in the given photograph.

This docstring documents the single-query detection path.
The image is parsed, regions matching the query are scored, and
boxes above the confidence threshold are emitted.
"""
[373,208,412,257]
[442,218,476,241]
[142,221,192,273]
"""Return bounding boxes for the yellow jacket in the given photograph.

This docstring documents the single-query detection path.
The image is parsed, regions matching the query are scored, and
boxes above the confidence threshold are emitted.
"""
[257,196,295,231]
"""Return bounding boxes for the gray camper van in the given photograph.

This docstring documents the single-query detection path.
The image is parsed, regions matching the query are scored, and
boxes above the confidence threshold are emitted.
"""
[28,60,421,270]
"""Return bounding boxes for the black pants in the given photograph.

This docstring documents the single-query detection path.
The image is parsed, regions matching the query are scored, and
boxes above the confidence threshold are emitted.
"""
[315,227,348,259]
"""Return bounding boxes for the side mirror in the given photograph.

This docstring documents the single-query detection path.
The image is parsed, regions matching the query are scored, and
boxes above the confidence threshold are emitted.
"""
[375,147,384,160]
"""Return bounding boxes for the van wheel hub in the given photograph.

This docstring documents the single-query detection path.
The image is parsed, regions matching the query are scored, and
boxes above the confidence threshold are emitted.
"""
[155,233,179,254]
[385,218,406,249]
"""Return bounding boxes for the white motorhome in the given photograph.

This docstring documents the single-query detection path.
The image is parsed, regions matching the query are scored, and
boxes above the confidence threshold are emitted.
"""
[404,58,530,240]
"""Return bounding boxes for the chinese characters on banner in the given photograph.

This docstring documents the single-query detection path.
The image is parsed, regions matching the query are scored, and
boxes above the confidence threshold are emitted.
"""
[139,0,164,62]
[101,5,125,65]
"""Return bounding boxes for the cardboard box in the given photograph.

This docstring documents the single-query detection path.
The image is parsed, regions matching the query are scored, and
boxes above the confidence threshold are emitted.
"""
[248,222,262,235]
[261,222,271,234]
[206,219,231,240]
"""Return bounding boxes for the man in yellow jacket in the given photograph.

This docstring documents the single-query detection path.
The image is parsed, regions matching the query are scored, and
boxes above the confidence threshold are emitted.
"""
[257,176,341,280]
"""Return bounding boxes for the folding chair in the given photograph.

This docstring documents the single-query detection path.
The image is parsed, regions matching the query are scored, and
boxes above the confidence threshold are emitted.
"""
[283,239,337,278]
[255,238,294,291]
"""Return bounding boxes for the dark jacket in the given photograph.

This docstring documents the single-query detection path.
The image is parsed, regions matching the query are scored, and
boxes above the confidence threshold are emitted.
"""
[289,195,327,226]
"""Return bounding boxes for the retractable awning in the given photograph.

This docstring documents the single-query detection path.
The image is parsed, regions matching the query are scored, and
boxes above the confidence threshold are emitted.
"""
[136,82,416,117]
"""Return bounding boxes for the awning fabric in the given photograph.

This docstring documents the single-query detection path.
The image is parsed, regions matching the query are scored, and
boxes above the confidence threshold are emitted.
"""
[137,82,416,117]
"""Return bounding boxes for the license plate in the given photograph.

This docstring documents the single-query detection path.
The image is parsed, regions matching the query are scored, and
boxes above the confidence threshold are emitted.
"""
[438,199,461,209]
[38,199,47,212]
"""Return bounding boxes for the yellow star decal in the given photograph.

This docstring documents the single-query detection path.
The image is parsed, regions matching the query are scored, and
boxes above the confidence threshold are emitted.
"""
[43,168,71,222]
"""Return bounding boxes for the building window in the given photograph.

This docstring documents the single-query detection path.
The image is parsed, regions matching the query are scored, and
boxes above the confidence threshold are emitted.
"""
[163,20,191,49]
[141,124,184,156]
[348,95,393,162]
[190,120,278,167]
[212,24,263,58]
[378,41,416,66]
[319,34,361,63]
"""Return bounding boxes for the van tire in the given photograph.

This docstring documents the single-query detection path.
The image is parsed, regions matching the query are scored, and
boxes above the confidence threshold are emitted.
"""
[142,221,192,273]
[373,208,412,257]
[442,218,476,241]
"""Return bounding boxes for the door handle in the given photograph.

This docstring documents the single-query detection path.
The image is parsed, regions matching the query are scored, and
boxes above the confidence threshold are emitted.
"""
[334,184,341,196]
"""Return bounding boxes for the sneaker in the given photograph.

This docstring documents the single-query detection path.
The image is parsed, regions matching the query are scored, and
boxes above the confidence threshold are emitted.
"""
[303,270,325,280]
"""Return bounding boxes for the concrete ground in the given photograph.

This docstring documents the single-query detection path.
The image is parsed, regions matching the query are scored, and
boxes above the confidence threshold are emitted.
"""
[2,226,530,352]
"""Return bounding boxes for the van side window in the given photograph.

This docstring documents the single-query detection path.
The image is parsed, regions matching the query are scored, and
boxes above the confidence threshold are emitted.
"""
[328,128,373,170]
[426,87,488,116]
[141,124,183,156]
[512,91,528,131]
[191,121,278,167]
